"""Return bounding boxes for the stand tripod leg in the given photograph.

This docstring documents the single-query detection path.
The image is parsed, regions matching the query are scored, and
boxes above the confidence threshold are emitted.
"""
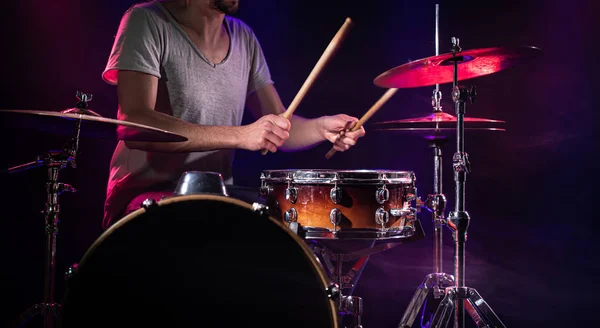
[11,304,42,328]
[10,303,62,328]
[397,280,430,328]
[465,289,506,328]
[430,289,455,328]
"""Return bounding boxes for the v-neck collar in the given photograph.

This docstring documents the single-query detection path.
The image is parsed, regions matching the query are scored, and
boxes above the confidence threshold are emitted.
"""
[154,0,232,68]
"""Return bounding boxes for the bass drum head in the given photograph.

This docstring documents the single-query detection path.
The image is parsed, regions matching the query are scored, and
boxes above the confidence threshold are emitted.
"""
[62,195,338,328]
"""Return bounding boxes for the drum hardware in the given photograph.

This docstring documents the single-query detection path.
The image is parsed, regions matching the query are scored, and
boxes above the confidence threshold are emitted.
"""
[425,37,506,328]
[1,91,191,328]
[375,34,542,327]
[173,171,229,197]
[397,135,457,328]
[5,92,94,328]
[371,3,541,323]
[310,244,370,328]
[395,12,458,319]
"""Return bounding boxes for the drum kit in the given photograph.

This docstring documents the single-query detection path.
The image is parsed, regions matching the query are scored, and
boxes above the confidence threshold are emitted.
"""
[2,4,542,328]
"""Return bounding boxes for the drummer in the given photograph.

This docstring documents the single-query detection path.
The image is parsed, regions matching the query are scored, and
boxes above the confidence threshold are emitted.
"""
[101,0,365,229]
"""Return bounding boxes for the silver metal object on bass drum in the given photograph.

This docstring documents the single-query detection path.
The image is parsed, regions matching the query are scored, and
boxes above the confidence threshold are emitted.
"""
[173,171,228,197]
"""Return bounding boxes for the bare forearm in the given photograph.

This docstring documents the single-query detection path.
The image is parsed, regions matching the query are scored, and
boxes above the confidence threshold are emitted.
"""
[120,110,242,152]
[280,115,326,151]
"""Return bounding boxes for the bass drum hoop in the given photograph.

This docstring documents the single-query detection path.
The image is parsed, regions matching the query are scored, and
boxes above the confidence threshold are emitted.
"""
[65,194,339,328]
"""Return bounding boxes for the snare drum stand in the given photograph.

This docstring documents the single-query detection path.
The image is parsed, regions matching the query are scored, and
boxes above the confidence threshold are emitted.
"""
[310,244,369,328]
[428,38,505,328]
[7,92,91,328]
[397,94,455,328]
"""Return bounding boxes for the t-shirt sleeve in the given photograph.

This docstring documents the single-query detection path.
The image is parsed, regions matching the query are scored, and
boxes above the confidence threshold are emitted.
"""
[246,30,274,95]
[102,7,163,85]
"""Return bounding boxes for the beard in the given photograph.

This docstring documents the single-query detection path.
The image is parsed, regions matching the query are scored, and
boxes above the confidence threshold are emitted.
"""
[211,0,239,15]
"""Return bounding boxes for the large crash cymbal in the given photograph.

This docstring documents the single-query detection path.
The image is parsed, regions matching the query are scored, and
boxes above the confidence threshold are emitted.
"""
[0,109,187,142]
[370,111,505,140]
[374,46,542,89]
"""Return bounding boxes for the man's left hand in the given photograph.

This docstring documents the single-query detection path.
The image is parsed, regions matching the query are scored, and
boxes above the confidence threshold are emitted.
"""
[318,114,366,152]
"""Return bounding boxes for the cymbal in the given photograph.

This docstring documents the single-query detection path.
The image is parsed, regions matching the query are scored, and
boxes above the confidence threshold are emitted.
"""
[374,46,542,89]
[0,109,188,142]
[370,111,505,140]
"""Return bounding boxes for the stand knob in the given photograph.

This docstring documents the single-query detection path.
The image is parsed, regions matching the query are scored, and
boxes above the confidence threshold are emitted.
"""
[76,91,93,109]
[58,183,77,194]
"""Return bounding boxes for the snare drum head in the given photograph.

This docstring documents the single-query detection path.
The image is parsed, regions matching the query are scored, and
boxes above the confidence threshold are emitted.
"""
[261,169,415,184]
[62,195,338,328]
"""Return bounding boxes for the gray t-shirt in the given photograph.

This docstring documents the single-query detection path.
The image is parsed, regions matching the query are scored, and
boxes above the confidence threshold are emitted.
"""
[102,1,273,229]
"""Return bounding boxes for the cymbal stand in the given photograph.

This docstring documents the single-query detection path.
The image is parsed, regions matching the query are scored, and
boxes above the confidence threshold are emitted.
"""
[397,5,455,327]
[8,92,92,328]
[428,38,505,328]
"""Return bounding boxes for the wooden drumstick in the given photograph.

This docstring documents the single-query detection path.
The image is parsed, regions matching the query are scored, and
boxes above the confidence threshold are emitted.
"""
[261,17,353,155]
[324,88,398,159]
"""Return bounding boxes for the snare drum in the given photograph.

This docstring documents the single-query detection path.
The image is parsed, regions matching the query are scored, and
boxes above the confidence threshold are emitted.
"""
[260,169,418,240]
[62,194,339,328]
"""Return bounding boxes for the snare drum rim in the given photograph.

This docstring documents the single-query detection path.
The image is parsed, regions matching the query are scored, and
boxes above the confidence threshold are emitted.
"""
[261,169,416,184]
[77,194,339,328]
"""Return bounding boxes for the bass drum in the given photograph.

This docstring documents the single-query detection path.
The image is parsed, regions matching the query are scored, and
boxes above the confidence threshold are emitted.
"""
[62,194,339,328]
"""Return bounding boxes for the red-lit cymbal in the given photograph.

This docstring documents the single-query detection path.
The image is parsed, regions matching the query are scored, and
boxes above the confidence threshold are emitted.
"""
[374,46,542,89]
[370,112,505,139]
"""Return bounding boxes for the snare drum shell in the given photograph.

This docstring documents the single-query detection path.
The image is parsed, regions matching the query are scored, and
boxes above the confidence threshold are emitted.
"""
[261,170,417,233]
[270,184,409,229]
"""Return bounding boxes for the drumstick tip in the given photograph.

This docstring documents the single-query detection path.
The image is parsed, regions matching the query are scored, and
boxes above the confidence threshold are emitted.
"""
[345,17,353,25]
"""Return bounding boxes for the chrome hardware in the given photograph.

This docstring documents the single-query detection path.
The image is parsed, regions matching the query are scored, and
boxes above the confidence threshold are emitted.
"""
[326,283,340,299]
[141,198,157,209]
[390,208,416,222]
[415,196,424,213]
[285,186,298,204]
[64,263,79,282]
[330,185,342,204]
[330,208,342,226]
[252,202,269,216]
[173,171,228,196]
[259,185,272,197]
[405,186,417,202]
[284,208,298,223]
[376,184,389,204]
[341,295,364,317]
[288,222,300,235]
[259,172,271,197]
[375,207,389,227]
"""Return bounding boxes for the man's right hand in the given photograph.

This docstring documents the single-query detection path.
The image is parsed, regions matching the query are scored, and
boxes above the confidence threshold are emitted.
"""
[239,114,291,153]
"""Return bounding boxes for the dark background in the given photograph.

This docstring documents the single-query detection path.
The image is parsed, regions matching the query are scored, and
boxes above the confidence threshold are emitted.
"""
[1,0,598,327]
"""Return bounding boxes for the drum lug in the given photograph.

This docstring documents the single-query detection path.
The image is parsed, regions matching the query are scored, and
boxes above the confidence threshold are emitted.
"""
[330,185,342,204]
[284,208,298,223]
[285,186,298,204]
[330,208,342,229]
[376,184,389,204]
[375,207,389,227]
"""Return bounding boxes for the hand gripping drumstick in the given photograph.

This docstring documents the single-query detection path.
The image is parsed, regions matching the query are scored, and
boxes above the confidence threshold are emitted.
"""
[261,17,353,155]
[324,88,398,159]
